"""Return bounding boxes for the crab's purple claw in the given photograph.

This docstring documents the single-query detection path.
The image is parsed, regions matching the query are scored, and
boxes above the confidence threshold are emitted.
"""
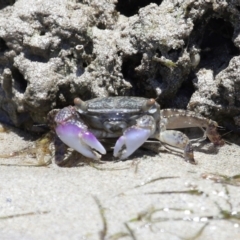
[113,127,152,160]
[56,123,106,160]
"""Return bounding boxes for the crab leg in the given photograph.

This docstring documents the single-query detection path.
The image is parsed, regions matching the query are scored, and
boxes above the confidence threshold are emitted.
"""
[114,115,156,160]
[159,130,195,164]
[161,109,224,146]
[146,117,194,164]
[54,107,106,160]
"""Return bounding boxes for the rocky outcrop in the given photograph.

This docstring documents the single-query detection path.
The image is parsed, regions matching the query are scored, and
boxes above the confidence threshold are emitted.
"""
[0,0,239,132]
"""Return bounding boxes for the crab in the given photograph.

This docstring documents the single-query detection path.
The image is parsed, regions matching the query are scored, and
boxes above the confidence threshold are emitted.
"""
[48,96,224,165]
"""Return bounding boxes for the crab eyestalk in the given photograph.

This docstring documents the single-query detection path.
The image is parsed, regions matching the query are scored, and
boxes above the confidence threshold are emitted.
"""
[74,98,88,113]
[141,98,156,111]
[140,98,160,116]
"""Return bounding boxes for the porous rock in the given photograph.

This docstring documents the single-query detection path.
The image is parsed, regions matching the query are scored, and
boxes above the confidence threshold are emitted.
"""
[0,0,239,131]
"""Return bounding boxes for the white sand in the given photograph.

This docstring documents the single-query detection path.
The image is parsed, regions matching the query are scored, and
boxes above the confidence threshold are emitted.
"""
[0,124,240,240]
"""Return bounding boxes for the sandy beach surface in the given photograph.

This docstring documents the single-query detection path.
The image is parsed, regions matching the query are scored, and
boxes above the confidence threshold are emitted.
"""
[0,123,240,240]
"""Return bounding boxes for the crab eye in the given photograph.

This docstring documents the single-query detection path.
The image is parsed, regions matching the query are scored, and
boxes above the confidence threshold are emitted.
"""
[147,98,155,106]
[74,98,87,113]
[142,98,157,113]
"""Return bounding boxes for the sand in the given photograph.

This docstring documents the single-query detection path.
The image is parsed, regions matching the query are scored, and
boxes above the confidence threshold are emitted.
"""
[0,123,240,240]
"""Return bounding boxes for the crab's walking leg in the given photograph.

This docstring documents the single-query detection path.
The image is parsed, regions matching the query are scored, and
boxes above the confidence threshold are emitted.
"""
[159,130,195,164]
[161,109,224,146]
[54,107,106,160]
[155,118,195,164]
[114,115,156,160]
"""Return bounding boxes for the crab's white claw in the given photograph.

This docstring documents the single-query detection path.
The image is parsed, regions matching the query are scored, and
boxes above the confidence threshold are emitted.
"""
[56,123,106,160]
[113,127,152,160]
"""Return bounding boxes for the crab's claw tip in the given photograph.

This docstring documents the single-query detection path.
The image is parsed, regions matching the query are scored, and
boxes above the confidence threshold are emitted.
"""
[56,123,106,160]
[113,127,152,160]
[80,131,106,155]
